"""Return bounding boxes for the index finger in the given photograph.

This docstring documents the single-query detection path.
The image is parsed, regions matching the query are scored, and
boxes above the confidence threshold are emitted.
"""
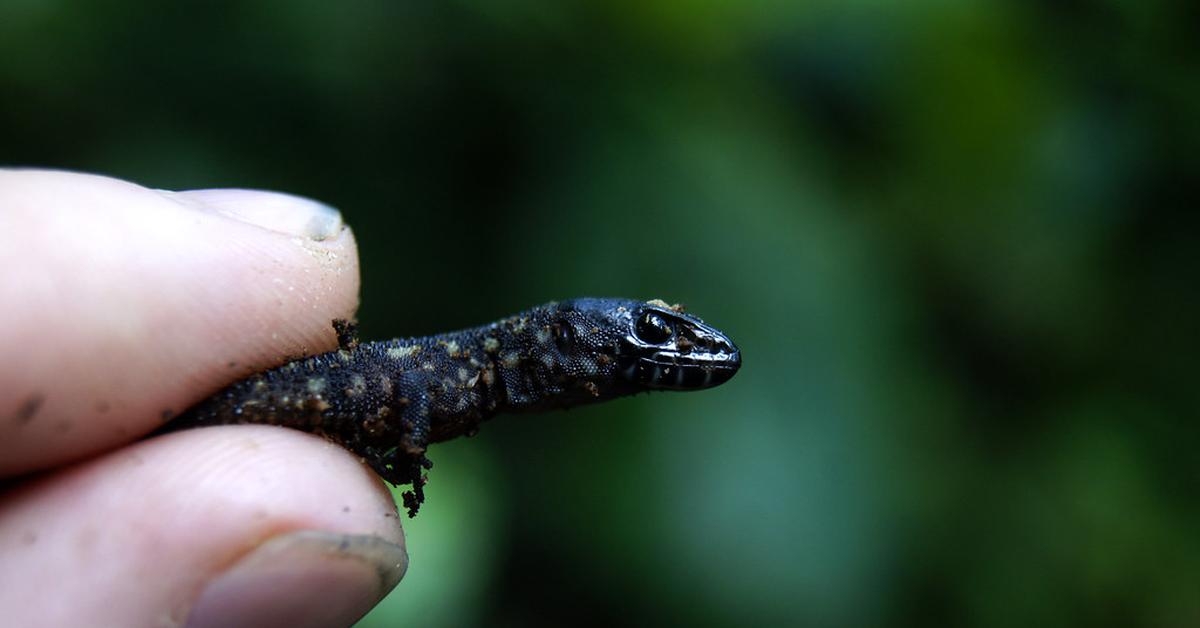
[0,170,361,476]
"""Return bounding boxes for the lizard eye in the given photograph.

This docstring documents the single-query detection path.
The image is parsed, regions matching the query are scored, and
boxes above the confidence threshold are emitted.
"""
[635,311,673,345]
[554,323,574,352]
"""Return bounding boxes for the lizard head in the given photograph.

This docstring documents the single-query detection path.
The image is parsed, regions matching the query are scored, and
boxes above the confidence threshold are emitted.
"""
[613,298,741,390]
[541,298,741,393]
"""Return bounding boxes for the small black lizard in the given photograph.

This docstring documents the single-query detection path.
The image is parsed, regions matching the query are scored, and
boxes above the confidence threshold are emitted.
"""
[163,298,741,516]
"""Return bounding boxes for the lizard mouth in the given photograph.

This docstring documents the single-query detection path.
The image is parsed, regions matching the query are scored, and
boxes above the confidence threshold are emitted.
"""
[629,351,741,389]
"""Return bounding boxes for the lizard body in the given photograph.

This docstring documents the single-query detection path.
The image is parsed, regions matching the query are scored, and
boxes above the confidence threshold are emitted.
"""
[165,298,741,515]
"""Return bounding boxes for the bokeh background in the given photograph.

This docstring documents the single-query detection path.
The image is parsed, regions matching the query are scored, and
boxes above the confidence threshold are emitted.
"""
[3,1,1198,626]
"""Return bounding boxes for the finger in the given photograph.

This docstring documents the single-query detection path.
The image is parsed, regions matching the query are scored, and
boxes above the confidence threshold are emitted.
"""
[0,426,405,627]
[0,170,361,476]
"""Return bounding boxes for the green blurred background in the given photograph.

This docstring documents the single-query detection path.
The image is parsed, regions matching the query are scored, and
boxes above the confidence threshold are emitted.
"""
[3,1,1198,626]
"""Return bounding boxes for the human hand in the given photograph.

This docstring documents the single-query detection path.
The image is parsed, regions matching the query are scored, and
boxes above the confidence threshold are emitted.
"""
[0,170,406,627]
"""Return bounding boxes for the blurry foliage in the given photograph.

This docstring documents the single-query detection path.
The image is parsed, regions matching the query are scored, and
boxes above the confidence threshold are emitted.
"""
[3,0,1198,626]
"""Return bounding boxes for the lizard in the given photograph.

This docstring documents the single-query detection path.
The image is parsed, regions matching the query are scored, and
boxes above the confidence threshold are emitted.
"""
[161,298,741,516]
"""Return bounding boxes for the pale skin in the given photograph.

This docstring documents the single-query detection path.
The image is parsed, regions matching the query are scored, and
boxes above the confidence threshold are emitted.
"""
[0,170,407,627]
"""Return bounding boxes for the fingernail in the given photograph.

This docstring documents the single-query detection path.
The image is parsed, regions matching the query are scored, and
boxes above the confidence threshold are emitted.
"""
[168,188,344,241]
[185,530,407,628]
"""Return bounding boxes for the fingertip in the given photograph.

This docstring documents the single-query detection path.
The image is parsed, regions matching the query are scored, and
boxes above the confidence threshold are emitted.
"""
[0,170,362,475]
[0,426,403,627]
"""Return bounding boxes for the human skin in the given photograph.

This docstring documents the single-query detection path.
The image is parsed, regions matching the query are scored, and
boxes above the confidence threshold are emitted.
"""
[0,170,406,627]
